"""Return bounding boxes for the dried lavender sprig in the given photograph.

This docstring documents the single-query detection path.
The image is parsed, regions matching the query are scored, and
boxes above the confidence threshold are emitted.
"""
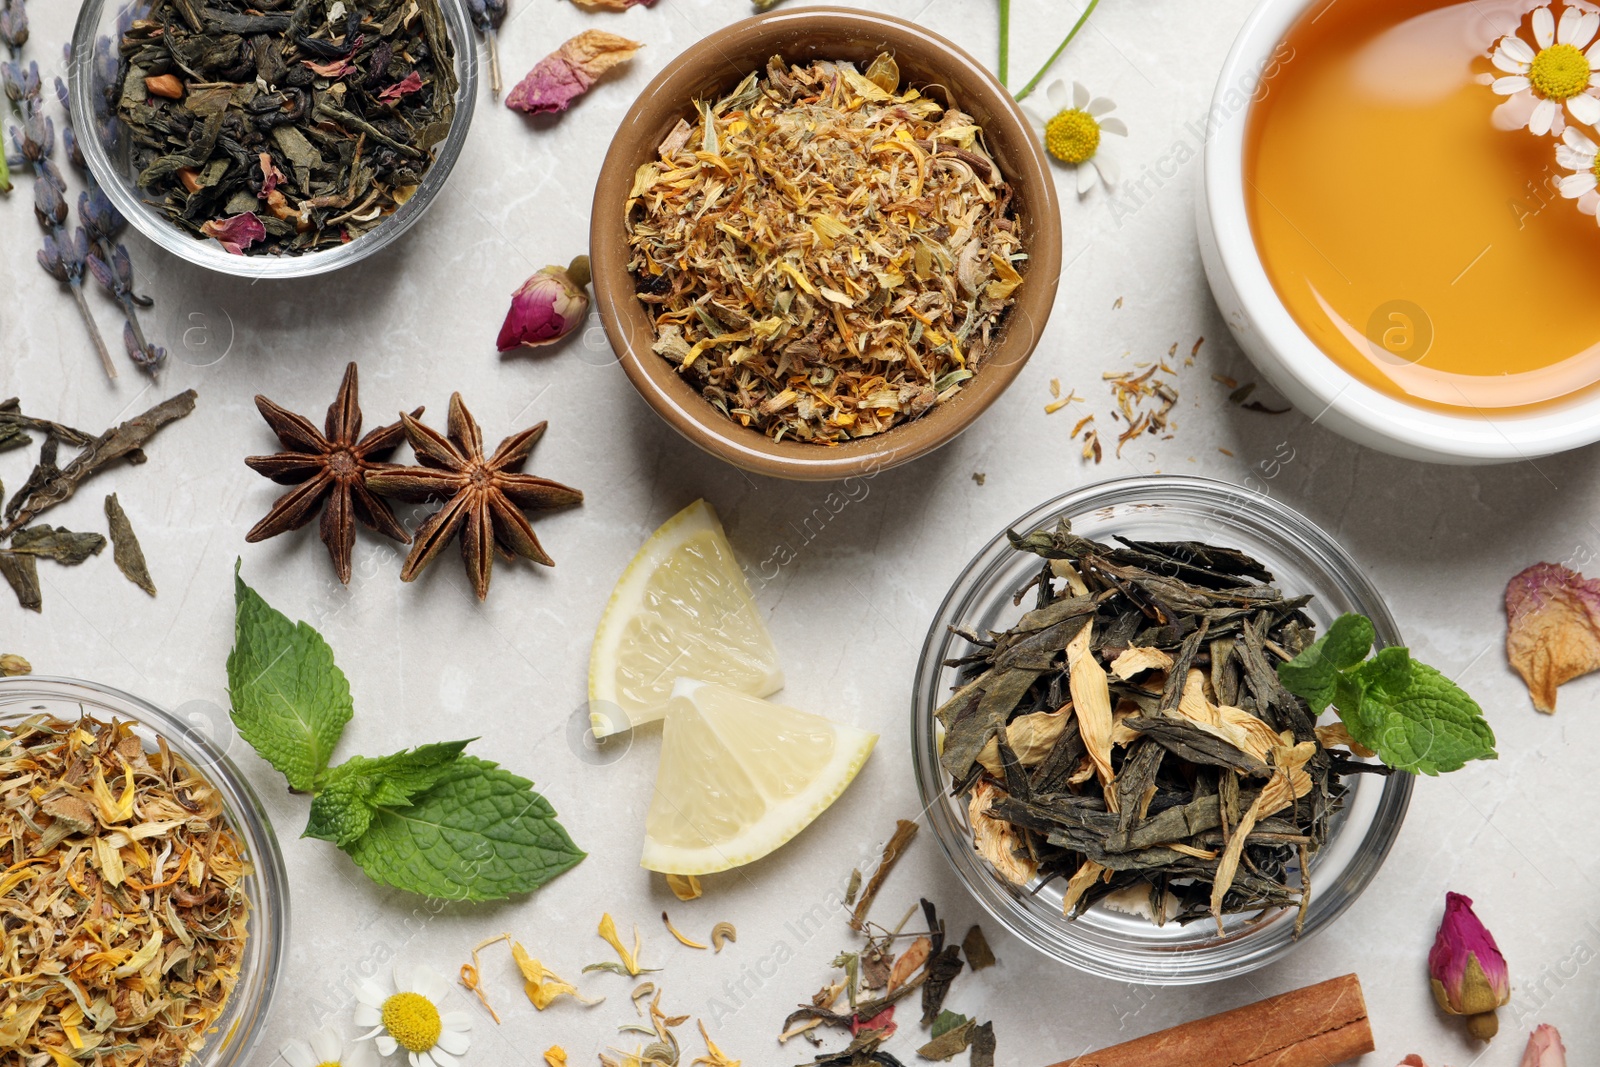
[464,0,505,99]
[59,70,163,374]
[6,58,116,380]
[0,0,26,56]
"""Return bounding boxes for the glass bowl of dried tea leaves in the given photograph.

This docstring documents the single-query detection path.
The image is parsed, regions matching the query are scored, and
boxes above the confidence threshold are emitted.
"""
[0,676,289,1066]
[592,7,1062,481]
[912,475,1414,984]
[69,0,477,279]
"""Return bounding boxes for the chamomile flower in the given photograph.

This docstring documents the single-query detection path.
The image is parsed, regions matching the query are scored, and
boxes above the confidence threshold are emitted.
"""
[283,1026,377,1067]
[1023,80,1127,196]
[1556,125,1600,218]
[1490,5,1600,135]
[356,965,472,1067]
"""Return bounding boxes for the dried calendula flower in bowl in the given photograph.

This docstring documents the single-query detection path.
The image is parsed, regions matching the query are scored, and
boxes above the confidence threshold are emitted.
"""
[0,713,252,1065]
[624,54,1025,445]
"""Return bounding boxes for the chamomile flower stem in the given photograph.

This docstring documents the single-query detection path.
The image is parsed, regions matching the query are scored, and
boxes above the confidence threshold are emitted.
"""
[998,0,1011,87]
[1015,0,1101,103]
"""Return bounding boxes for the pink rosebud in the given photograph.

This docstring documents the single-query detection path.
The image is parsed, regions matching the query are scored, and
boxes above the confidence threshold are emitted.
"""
[1521,1025,1566,1067]
[200,212,266,255]
[1429,892,1511,1041]
[496,255,591,351]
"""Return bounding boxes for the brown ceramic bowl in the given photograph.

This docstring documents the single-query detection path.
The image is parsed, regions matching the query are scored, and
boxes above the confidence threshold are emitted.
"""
[591,7,1063,482]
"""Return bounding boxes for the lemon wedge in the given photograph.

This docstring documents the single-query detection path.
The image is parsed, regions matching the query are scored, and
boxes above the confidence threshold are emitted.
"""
[589,500,782,738]
[641,679,878,875]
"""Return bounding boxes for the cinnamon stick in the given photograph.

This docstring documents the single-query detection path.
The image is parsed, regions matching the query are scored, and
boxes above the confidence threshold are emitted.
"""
[1050,974,1374,1067]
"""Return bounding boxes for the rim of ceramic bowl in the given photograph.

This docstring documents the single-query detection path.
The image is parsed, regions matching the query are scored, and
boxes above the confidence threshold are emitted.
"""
[1201,0,1600,461]
[0,676,289,1066]
[591,7,1063,482]
[910,475,1415,983]
[68,0,478,280]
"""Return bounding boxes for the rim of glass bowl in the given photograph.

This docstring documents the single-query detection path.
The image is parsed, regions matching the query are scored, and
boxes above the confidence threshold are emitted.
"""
[68,0,477,280]
[0,676,289,1066]
[910,475,1414,984]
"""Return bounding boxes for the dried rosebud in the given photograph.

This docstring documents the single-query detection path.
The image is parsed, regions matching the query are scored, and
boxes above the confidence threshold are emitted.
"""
[0,654,30,677]
[1505,562,1600,713]
[496,255,591,351]
[1429,891,1510,1041]
[1521,1025,1566,1067]
[200,212,266,255]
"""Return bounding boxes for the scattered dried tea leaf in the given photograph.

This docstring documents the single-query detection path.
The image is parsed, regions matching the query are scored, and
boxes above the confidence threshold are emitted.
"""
[1505,562,1600,713]
[844,867,862,905]
[918,1014,976,1060]
[666,873,702,900]
[9,525,106,565]
[104,493,156,596]
[711,921,737,952]
[970,1021,996,1067]
[0,552,41,612]
[0,654,29,676]
[506,31,641,114]
[850,819,918,930]
[662,911,708,949]
[919,945,964,1025]
[960,925,996,971]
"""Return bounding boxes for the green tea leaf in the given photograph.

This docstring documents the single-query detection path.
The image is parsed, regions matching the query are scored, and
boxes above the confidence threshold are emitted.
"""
[226,564,352,791]
[931,1010,971,1038]
[1276,613,1374,714]
[305,741,474,846]
[1344,661,1498,775]
[341,757,586,901]
[10,525,107,565]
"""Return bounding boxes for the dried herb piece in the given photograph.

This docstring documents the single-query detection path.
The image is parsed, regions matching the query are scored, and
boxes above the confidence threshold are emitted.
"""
[0,714,250,1064]
[969,1022,996,1067]
[850,819,918,930]
[365,393,583,600]
[919,946,963,1025]
[0,551,41,612]
[1,390,197,536]
[244,363,416,584]
[110,0,459,257]
[917,1013,975,1060]
[9,524,106,564]
[960,925,996,971]
[105,493,156,595]
[626,56,1023,444]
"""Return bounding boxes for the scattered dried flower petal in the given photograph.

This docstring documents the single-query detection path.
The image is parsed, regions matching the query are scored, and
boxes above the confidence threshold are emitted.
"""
[506,31,641,114]
[514,942,603,1009]
[1521,1024,1566,1067]
[379,70,425,104]
[1505,562,1600,713]
[665,873,702,901]
[544,1047,568,1067]
[691,1020,740,1066]
[662,911,708,949]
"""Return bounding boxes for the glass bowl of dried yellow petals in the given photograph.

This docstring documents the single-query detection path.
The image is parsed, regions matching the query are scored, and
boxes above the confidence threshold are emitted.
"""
[913,476,1414,984]
[0,677,287,1066]
[592,7,1062,481]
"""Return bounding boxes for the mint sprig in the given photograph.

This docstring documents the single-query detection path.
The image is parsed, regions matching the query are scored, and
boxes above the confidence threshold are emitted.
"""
[1277,613,1498,775]
[227,567,585,899]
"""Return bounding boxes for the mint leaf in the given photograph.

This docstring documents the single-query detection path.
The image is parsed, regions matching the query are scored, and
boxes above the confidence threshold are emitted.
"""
[226,565,352,791]
[1277,612,1496,775]
[1344,661,1498,775]
[1277,613,1375,714]
[306,741,474,845]
[341,756,585,901]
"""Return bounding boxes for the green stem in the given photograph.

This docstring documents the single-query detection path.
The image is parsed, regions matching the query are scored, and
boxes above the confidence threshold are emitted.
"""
[998,0,1011,88]
[1015,0,1101,103]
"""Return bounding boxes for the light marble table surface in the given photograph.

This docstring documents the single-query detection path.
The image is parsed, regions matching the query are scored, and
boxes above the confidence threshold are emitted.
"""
[2,0,1596,1064]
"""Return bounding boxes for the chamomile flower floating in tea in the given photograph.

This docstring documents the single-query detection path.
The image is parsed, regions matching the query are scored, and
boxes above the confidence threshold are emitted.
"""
[1024,80,1126,196]
[1490,6,1600,135]
[1555,127,1600,218]
[356,965,472,1067]
[283,1025,378,1067]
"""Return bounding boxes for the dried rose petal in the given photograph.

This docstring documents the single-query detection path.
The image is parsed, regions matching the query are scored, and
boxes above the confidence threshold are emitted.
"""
[200,212,266,255]
[1521,1025,1566,1067]
[569,0,657,7]
[1505,562,1600,713]
[505,30,641,115]
[304,56,355,78]
[379,70,424,104]
[1397,1058,1428,1067]
[259,151,286,195]
[497,256,592,351]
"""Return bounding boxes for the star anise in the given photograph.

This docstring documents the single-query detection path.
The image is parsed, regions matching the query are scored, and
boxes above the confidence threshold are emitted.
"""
[244,362,418,584]
[364,393,583,600]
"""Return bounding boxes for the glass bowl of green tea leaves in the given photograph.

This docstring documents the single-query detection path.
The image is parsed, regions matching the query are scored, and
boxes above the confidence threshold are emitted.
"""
[912,475,1456,984]
[0,676,289,1066]
[69,0,476,279]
